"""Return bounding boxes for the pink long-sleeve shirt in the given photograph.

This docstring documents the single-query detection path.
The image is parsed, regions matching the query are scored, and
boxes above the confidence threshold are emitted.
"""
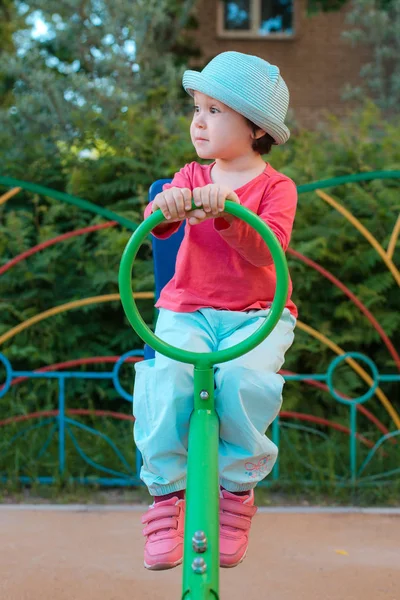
[144,161,298,317]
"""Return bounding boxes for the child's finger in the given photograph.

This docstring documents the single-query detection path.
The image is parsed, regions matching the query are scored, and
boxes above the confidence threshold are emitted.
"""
[193,187,202,207]
[182,188,192,211]
[201,187,212,213]
[152,195,171,220]
[187,208,206,219]
[210,186,220,215]
[226,190,240,204]
[187,208,206,225]
[164,194,179,220]
[172,189,187,218]
[188,216,205,225]
[217,188,226,213]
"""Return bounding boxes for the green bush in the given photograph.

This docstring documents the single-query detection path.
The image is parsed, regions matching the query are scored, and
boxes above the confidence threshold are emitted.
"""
[0,99,399,493]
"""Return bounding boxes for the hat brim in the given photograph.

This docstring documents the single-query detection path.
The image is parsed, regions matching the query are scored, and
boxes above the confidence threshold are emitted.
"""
[182,70,290,145]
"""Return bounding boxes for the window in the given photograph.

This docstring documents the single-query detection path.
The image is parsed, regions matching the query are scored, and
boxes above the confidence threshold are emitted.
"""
[218,0,294,38]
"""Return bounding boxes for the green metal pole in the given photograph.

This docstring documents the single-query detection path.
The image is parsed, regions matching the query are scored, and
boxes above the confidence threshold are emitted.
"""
[182,367,220,600]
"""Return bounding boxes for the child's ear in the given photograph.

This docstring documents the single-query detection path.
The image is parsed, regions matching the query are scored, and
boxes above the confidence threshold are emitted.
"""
[253,128,267,140]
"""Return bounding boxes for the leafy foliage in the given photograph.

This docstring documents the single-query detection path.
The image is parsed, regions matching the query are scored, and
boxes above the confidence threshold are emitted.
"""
[342,0,400,112]
[0,2,399,489]
[1,101,399,431]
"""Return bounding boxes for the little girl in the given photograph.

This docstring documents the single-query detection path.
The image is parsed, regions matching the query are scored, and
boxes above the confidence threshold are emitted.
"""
[134,51,297,571]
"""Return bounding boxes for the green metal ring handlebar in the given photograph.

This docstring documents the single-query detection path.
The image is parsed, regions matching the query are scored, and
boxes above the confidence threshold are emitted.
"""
[118,201,289,369]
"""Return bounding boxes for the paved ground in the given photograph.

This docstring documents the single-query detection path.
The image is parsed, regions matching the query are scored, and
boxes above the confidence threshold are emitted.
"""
[1,507,399,600]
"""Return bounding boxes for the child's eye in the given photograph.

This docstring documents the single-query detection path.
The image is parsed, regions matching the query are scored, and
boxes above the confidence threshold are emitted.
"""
[193,105,220,114]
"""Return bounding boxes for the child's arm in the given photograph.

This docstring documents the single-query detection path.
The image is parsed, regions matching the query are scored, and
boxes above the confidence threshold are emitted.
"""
[214,178,297,267]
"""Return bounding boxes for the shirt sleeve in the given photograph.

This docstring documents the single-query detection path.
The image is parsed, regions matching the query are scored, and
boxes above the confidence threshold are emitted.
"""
[214,178,297,267]
[144,164,193,239]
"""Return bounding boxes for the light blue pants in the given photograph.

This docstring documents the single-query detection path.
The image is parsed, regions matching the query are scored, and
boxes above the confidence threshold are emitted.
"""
[133,307,296,496]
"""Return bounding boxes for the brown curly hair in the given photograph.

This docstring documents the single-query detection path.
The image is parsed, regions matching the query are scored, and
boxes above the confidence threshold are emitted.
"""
[245,118,275,155]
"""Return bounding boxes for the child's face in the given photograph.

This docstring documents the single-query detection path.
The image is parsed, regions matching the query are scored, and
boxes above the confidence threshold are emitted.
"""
[190,92,258,160]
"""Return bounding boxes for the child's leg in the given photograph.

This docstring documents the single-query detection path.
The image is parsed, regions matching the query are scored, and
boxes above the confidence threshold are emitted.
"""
[133,308,216,497]
[214,308,296,492]
[212,308,295,567]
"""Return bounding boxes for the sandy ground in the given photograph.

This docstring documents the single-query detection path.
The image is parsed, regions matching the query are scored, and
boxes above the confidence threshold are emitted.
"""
[0,507,399,600]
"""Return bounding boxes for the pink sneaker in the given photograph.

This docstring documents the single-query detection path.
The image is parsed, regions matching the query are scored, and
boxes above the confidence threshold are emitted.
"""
[141,496,185,570]
[219,489,257,568]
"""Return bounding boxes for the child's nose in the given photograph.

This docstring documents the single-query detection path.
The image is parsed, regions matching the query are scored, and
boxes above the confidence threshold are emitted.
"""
[193,113,206,128]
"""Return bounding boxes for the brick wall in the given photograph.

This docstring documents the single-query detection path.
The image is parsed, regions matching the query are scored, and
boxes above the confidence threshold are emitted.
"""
[189,0,370,128]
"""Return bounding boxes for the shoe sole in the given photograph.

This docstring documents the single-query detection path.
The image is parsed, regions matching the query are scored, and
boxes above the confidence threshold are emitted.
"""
[144,557,183,571]
[220,549,247,569]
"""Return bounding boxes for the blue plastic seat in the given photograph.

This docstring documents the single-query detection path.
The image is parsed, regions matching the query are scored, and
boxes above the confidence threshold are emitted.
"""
[144,179,185,359]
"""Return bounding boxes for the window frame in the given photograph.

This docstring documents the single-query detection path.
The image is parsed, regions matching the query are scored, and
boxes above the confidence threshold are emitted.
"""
[217,0,296,40]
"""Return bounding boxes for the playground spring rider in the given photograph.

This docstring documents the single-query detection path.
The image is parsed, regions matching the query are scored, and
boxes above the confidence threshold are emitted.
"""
[119,200,289,599]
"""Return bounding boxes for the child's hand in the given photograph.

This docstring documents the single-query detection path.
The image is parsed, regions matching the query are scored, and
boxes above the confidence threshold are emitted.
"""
[188,184,240,226]
[151,187,192,221]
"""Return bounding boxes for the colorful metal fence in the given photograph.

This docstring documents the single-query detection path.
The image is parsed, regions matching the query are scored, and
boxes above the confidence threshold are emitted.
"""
[1,350,399,487]
[0,172,399,488]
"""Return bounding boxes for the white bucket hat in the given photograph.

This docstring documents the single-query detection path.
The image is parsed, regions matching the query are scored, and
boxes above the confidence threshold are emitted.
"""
[182,51,290,145]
